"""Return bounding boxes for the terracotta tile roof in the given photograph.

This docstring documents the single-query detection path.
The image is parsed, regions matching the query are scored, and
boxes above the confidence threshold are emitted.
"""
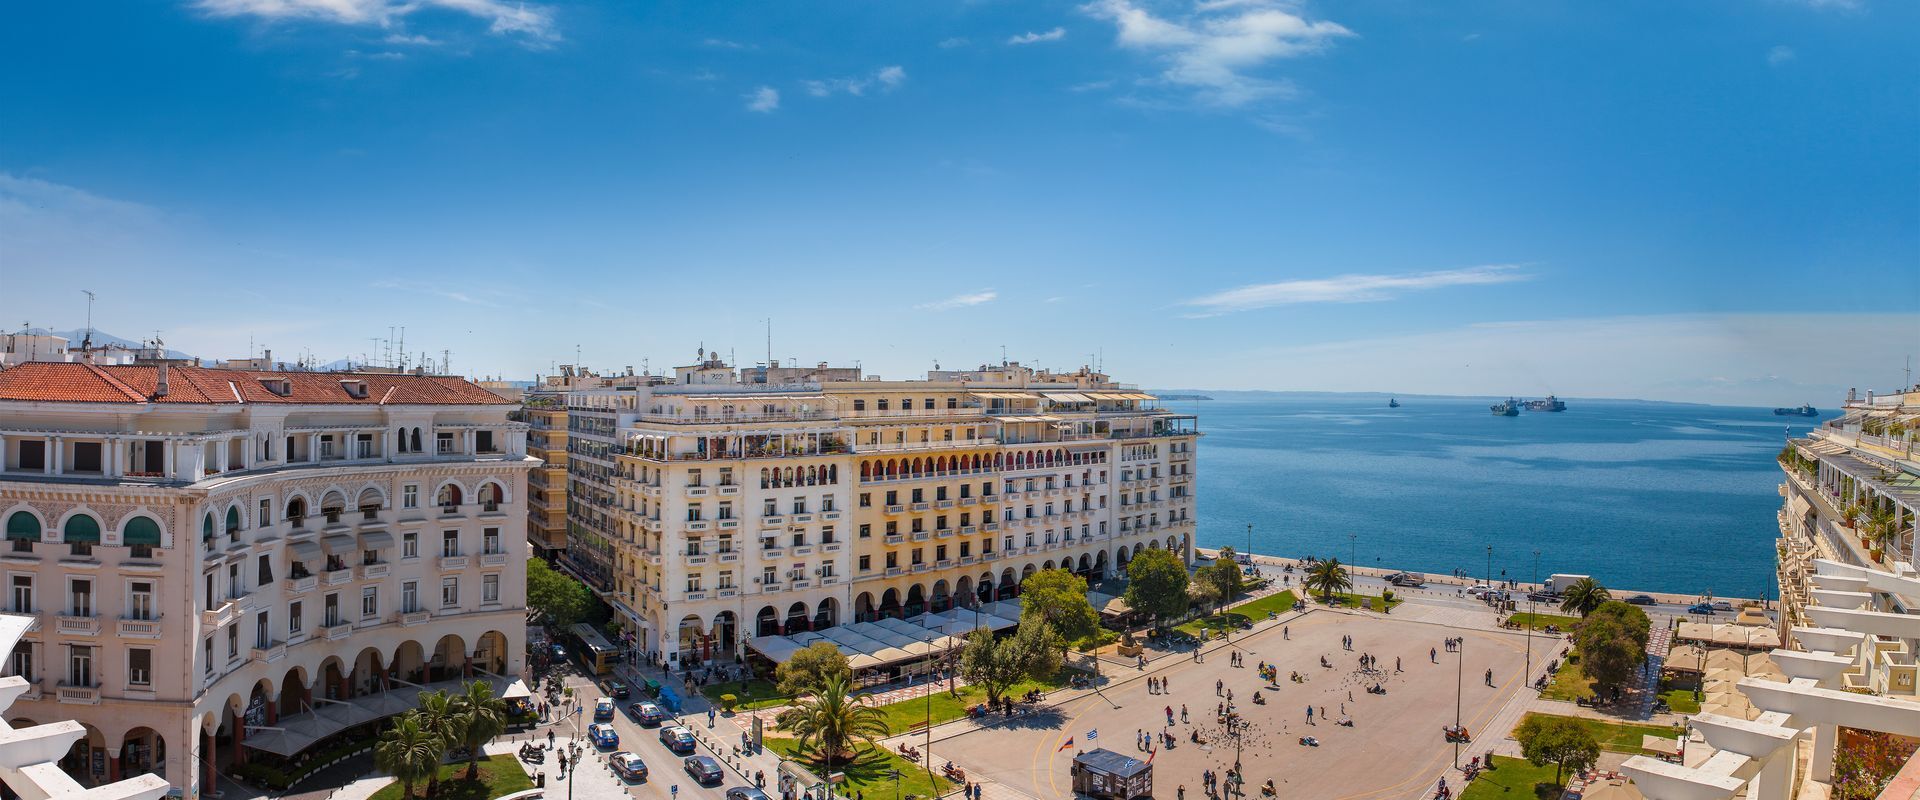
[0,362,512,406]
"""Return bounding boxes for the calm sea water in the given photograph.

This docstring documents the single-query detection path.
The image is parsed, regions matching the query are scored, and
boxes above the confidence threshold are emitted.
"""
[1187,394,1827,599]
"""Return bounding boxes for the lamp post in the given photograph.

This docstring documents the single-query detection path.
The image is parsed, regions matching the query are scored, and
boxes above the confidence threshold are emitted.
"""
[1453,638,1465,770]
[1348,532,1356,572]
[1485,545,1493,590]
[1526,549,1539,686]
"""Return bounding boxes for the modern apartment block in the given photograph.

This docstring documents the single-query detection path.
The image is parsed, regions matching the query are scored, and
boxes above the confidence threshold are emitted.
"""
[564,352,1198,669]
[1623,386,1920,800]
[0,362,534,796]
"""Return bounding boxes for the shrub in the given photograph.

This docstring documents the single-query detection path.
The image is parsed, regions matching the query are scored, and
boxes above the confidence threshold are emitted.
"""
[721,694,739,712]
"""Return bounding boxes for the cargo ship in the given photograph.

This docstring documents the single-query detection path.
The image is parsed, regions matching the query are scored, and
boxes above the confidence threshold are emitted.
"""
[1525,395,1567,412]
[1491,399,1519,416]
[1773,404,1817,417]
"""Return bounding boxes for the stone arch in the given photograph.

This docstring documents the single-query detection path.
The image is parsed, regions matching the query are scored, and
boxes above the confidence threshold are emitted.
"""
[391,640,427,684]
[755,605,780,637]
[475,630,509,675]
[60,722,108,781]
[1095,549,1109,574]
[879,588,902,618]
[853,593,875,624]
[350,646,387,695]
[955,575,974,604]
[1078,553,1093,574]
[784,602,810,633]
[316,654,349,701]
[997,568,1017,595]
[712,611,738,654]
[1148,539,1162,550]
[278,665,311,718]
[677,614,708,662]
[284,494,309,525]
[977,572,996,602]
[118,512,165,549]
[477,480,508,509]
[430,633,469,682]
[119,727,168,780]
[905,584,926,616]
[434,480,465,509]
[931,580,951,612]
[1042,559,1056,572]
[3,505,45,543]
[317,490,346,521]
[1132,543,1145,559]
[355,486,386,513]
[812,598,837,629]
[1115,546,1131,568]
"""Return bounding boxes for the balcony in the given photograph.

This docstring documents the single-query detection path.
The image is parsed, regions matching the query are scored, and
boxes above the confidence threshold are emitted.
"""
[55,615,101,636]
[401,610,432,626]
[935,559,952,569]
[885,567,904,577]
[118,617,163,638]
[822,542,843,553]
[440,555,470,570]
[910,563,929,573]
[959,497,978,507]
[718,552,741,563]
[791,545,815,556]
[324,622,354,640]
[885,534,905,546]
[884,505,905,515]
[201,601,241,628]
[791,580,812,590]
[55,684,100,705]
[685,554,710,566]
[719,485,741,495]
[718,519,740,530]
[687,486,711,497]
[760,582,783,594]
[761,515,785,527]
[325,569,354,586]
[643,550,663,566]
[251,641,287,663]
[718,588,739,598]
[934,529,954,539]
[684,591,707,601]
[288,574,318,594]
[959,525,977,536]
[360,563,391,579]
[761,546,786,558]
[911,502,930,512]
[822,511,841,520]
[982,522,1001,532]
[480,552,509,567]
[792,513,814,523]
[685,520,710,532]
[821,575,840,585]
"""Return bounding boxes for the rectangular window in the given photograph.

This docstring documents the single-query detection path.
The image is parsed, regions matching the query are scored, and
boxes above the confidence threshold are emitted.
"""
[911,548,924,565]
[72,442,102,472]
[685,574,703,592]
[859,493,872,508]
[483,574,500,603]
[128,648,152,687]
[361,586,378,618]
[858,554,871,571]
[69,579,92,617]
[885,552,898,569]
[483,527,501,554]
[288,601,303,633]
[18,440,45,471]
[129,581,153,621]
[441,578,458,607]
[255,611,270,648]
[935,544,947,561]
[260,498,273,525]
[859,524,872,539]
[9,575,31,614]
[442,531,459,557]
[10,641,33,682]
[203,637,213,675]
[821,526,835,544]
[70,644,94,686]
[226,625,238,659]
[403,485,419,509]
[402,532,418,559]
[402,581,418,613]
[257,554,274,585]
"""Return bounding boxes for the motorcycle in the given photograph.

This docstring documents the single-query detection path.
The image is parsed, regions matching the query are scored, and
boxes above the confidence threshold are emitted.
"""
[519,744,546,764]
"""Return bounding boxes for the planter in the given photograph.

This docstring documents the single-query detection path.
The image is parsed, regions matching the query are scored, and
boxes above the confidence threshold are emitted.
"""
[1115,643,1144,657]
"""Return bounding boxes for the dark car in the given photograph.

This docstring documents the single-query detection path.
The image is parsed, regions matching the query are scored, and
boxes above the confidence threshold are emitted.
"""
[1625,594,1658,606]
[611,751,648,782]
[630,701,670,726]
[549,643,567,660]
[659,725,696,753]
[684,755,724,784]
[728,788,774,800]
[607,680,630,699]
[588,723,620,749]
[1526,591,1560,603]
[1687,603,1716,615]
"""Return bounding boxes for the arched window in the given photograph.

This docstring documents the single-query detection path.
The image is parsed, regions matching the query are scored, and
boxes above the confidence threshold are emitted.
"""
[123,517,162,553]
[64,514,101,556]
[437,484,463,510]
[202,512,215,542]
[285,497,308,527]
[411,428,423,452]
[479,483,504,511]
[225,506,242,535]
[5,511,39,552]
[395,427,408,453]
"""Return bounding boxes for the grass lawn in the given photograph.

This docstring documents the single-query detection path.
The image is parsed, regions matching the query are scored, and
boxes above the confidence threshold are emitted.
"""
[702,679,792,711]
[1176,591,1298,635]
[1505,612,1581,631]
[1312,591,1403,612]
[766,738,954,800]
[1460,756,1564,800]
[869,671,1071,735]
[1520,713,1683,756]
[367,754,532,800]
[1660,689,1701,714]
[1540,651,1595,703]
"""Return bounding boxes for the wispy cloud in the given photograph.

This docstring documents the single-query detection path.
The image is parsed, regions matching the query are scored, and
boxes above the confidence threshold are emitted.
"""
[1767,45,1796,65]
[702,37,754,49]
[745,86,780,113]
[1080,0,1352,107]
[1070,79,1115,92]
[939,36,971,48]
[1780,0,1861,10]
[372,279,502,307]
[193,0,559,44]
[1183,265,1529,316]
[1008,27,1067,45]
[803,65,907,97]
[383,33,439,45]
[916,289,998,311]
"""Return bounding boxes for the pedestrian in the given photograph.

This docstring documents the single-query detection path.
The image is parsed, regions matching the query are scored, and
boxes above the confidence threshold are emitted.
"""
[1179,785,1186,800]
[1181,704,1188,723]
[1283,625,1289,640]
[1216,679,1223,696]
[1396,657,1402,673]
[1306,705,1313,723]
[1430,647,1437,663]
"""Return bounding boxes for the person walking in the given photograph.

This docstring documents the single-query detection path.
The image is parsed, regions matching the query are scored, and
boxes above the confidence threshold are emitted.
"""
[1305,705,1314,724]
[1181,704,1189,723]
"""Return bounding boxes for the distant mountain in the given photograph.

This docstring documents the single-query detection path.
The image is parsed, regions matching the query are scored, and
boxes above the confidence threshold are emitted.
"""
[22,328,196,361]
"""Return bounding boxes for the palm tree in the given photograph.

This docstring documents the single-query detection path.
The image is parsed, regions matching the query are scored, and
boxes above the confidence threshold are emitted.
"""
[375,712,444,799]
[1866,506,1903,562]
[1558,577,1611,617]
[452,680,509,780]
[774,674,890,781]
[1303,558,1352,604]
[414,689,459,795]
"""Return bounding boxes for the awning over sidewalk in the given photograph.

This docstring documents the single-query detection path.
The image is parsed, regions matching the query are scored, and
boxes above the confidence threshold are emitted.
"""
[745,601,1023,670]
[243,674,515,757]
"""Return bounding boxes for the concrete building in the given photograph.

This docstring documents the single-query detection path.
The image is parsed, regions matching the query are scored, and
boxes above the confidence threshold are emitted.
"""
[564,351,1198,670]
[0,362,534,796]
[1623,385,1920,800]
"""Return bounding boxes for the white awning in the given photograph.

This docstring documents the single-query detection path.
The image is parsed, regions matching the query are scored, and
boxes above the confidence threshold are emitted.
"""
[359,531,396,550]
[1042,393,1094,403]
[320,534,356,554]
[288,540,324,563]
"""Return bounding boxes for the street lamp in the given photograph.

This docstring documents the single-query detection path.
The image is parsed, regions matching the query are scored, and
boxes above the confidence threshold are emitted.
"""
[1485,545,1492,589]
[1453,638,1465,770]
[1348,532,1356,572]
[1526,549,1539,687]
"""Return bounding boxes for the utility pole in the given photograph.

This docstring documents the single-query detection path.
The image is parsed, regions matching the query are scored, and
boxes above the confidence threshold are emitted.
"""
[1245,524,1252,559]
[1527,549,1539,687]
[1453,639,1464,769]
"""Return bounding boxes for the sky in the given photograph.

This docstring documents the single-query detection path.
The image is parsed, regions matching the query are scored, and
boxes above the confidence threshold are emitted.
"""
[1,0,1916,405]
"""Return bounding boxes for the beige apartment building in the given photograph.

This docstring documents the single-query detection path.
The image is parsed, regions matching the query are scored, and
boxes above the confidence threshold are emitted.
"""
[0,362,534,796]
[565,353,1197,669]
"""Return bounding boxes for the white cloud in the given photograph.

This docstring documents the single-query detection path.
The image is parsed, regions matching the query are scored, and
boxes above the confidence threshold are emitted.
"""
[372,279,502,307]
[1008,27,1067,45]
[383,33,439,45]
[803,65,907,98]
[193,0,559,43]
[1080,0,1352,107]
[1070,79,1115,91]
[1183,265,1529,316]
[1782,0,1861,9]
[745,86,780,113]
[1767,45,1796,65]
[916,290,998,311]
[939,36,971,48]
[703,37,753,49]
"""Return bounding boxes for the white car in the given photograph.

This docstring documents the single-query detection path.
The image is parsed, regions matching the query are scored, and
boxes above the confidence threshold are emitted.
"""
[1467,584,1494,597]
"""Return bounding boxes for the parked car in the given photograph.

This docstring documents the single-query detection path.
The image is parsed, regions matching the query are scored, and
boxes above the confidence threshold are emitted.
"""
[1526,591,1559,603]
[1391,574,1426,588]
[607,680,631,699]
[727,788,774,800]
[549,643,567,660]
[594,698,616,721]
[1624,594,1658,606]
[1711,601,1735,612]
[659,725,696,753]
[684,756,724,784]
[1687,603,1717,615]
[588,723,620,749]
[630,701,670,726]
[1467,584,1494,597]
[611,751,648,781]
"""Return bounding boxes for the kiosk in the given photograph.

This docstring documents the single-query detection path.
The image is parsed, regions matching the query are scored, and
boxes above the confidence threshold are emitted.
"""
[1070,749,1152,800]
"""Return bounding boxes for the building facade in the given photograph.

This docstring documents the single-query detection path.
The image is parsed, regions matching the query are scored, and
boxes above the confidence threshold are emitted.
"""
[1622,386,1920,800]
[0,362,534,797]
[564,353,1198,668]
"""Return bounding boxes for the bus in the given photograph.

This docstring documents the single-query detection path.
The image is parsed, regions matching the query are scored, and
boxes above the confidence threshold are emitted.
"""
[567,623,620,676]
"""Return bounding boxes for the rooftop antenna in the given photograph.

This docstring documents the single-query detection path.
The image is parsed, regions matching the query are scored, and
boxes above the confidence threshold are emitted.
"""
[442,349,451,376]
[1001,345,1007,367]
[766,318,773,369]
[397,327,407,370]
[80,290,95,350]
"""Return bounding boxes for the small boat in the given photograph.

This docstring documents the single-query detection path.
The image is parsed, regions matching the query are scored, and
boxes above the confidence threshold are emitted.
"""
[1525,396,1566,412]
[1773,404,1817,417]
[1490,399,1519,417]
[1388,398,1400,408]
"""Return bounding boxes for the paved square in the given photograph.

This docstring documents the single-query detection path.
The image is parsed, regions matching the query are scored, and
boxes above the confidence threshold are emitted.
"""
[930,611,1536,800]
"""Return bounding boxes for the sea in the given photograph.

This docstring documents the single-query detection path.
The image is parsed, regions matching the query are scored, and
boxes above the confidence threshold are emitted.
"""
[1185,393,1830,600]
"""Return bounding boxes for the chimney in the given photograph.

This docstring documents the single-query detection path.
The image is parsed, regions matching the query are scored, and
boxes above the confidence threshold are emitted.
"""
[155,362,170,398]
[262,348,272,368]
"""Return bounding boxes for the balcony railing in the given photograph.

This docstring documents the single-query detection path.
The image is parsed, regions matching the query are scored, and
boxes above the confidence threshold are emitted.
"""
[401,610,432,626]
[324,622,354,640]
[480,552,509,567]
[55,684,100,705]
[440,555,470,570]
[56,615,101,636]
[360,563,390,579]
[251,642,287,663]
[118,617,163,638]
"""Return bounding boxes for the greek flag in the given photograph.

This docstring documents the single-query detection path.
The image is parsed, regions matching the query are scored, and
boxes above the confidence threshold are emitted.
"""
[1087,729,1098,740]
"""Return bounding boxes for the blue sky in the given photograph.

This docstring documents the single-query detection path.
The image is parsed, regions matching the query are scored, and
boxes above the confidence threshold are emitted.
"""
[2,0,1915,404]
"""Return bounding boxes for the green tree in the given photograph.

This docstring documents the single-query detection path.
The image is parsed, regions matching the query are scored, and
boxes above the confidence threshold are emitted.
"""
[526,557,593,629]
[775,641,852,698]
[1515,715,1600,785]
[412,690,458,796]
[1020,569,1100,653]
[959,621,1058,706]
[774,674,890,779]
[1123,548,1191,629]
[1573,605,1647,692]
[1585,601,1650,650]
[375,711,446,799]
[1558,577,1611,618]
[1303,558,1352,605]
[1196,550,1246,613]
[451,680,509,780]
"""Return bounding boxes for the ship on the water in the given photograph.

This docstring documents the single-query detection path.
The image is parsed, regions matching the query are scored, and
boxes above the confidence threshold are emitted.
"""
[1525,395,1567,412]
[1388,398,1400,408]
[1490,398,1519,416]
[1773,404,1817,416]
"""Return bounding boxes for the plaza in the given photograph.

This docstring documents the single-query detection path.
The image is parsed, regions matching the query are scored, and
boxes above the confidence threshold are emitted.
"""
[928,610,1537,800]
